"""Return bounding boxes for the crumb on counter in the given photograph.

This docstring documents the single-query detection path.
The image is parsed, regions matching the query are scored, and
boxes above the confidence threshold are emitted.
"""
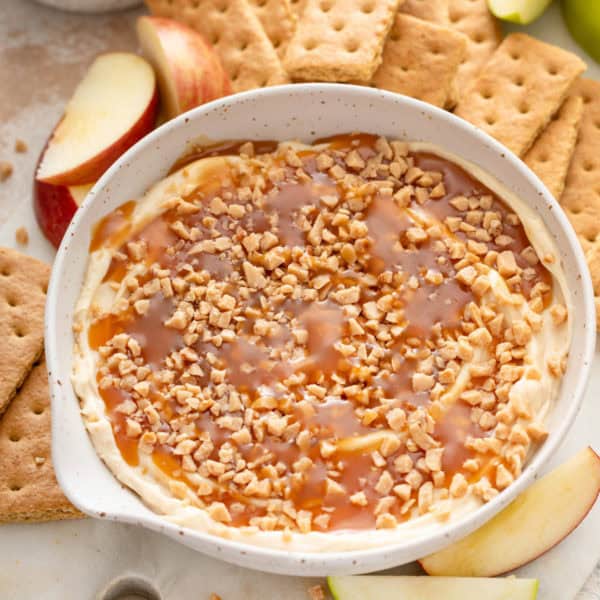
[15,226,29,246]
[209,594,222,600]
[15,139,28,153]
[307,584,326,600]
[0,161,13,181]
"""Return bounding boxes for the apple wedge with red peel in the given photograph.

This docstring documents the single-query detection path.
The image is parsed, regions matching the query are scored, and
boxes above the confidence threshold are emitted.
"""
[420,447,600,576]
[36,53,158,186]
[34,180,93,248]
[137,16,231,120]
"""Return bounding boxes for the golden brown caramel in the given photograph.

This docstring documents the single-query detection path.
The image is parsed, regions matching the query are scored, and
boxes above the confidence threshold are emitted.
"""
[89,200,136,252]
[86,134,555,532]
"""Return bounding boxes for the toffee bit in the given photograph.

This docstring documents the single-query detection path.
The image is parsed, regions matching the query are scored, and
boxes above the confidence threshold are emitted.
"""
[15,226,28,246]
[0,161,13,181]
[307,584,326,600]
[14,139,28,153]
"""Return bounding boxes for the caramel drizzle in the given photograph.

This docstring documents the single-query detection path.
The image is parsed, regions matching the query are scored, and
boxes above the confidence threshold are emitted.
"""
[87,134,552,530]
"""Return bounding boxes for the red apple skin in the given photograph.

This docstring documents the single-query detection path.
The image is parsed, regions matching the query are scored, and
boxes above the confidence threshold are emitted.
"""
[37,86,158,187]
[34,139,94,249]
[137,16,232,119]
[419,487,600,577]
[34,179,79,248]
[485,451,600,576]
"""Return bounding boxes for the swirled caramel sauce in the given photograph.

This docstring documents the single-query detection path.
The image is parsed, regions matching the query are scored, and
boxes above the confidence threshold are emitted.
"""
[84,133,564,533]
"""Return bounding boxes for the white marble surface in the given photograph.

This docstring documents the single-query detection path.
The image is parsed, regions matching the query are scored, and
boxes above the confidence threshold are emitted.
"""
[0,1,599,598]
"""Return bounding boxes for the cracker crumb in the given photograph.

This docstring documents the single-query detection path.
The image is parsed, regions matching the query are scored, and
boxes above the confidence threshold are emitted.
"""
[0,161,13,181]
[15,226,28,246]
[307,584,326,600]
[15,139,28,153]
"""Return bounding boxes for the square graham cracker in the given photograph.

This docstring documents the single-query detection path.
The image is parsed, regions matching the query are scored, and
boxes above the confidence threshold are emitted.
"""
[0,359,83,522]
[283,0,404,83]
[448,0,501,94]
[247,0,297,58]
[289,0,307,17]
[0,247,49,417]
[372,13,467,109]
[558,79,600,326]
[454,34,586,157]
[525,95,584,199]
[400,0,448,24]
[145,0,288,92]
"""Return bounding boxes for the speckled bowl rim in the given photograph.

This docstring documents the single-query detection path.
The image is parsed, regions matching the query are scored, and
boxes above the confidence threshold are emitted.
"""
[47,83,596,576]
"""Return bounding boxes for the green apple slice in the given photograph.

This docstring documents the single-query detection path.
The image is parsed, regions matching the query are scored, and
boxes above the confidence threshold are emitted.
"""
[486,0,552,24]
[562,0,600,64]
[328,576,538,600]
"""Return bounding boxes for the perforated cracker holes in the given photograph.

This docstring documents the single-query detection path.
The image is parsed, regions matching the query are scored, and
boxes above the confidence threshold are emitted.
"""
[455,34,586,157]
[284,0,402,82]
[247,0,297,58]
[559,79,600,327]
[372,14,467,109]
[0,248,49,416]
[525,95,584,199]
[0,360,82,522]
[146,0,288,91]
[447,0,502,94]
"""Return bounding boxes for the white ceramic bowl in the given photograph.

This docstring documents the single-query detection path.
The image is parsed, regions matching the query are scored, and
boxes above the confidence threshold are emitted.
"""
[47,84,596,576]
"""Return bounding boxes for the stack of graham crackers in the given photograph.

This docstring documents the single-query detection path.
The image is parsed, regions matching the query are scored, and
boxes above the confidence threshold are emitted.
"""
[0,247,81,523]
[146,0,600,326]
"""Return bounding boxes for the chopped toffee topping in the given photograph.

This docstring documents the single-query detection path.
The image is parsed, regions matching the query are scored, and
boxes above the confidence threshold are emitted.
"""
[84,134,564,534]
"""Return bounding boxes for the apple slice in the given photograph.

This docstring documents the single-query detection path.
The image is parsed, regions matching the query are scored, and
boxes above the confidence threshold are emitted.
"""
[420,447,600,576]
[137,16,231,120]
[36,53,158,186]
[328,576,539,600]
[562,0,600,64]
[34,179,93,248]
[486,0,552,24]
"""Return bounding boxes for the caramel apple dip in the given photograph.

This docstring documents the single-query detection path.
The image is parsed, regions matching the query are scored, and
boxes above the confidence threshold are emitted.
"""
[72,133,570,551]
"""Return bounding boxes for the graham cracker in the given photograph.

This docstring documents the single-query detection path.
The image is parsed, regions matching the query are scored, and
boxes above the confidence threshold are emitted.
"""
[145,0,288,92]
[248,0,296,58]
[454,34,586,157]
[525,95,584,199]
[0,359,83,522]
[289,0,307,17]
[558,79,600,326]
[0,247,49,417]
[283,0,403,83]
[400,0,448,24]
[448,0,501,94]
[372,13,467,109]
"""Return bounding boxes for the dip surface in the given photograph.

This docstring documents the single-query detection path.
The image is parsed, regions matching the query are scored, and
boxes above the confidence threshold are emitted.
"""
[72,133,570,550]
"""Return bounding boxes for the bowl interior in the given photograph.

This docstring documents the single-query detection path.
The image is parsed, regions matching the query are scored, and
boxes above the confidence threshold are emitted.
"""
[47,83,595,575]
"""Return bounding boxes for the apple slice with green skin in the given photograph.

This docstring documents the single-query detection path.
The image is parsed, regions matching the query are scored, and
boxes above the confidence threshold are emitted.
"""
[34,179,93,248]
[328,576,539,600]
[562,0,600,64]
[420,447,600,577]
[137,16,232,121]
[487,0,552,24]
[36,53,158,186]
